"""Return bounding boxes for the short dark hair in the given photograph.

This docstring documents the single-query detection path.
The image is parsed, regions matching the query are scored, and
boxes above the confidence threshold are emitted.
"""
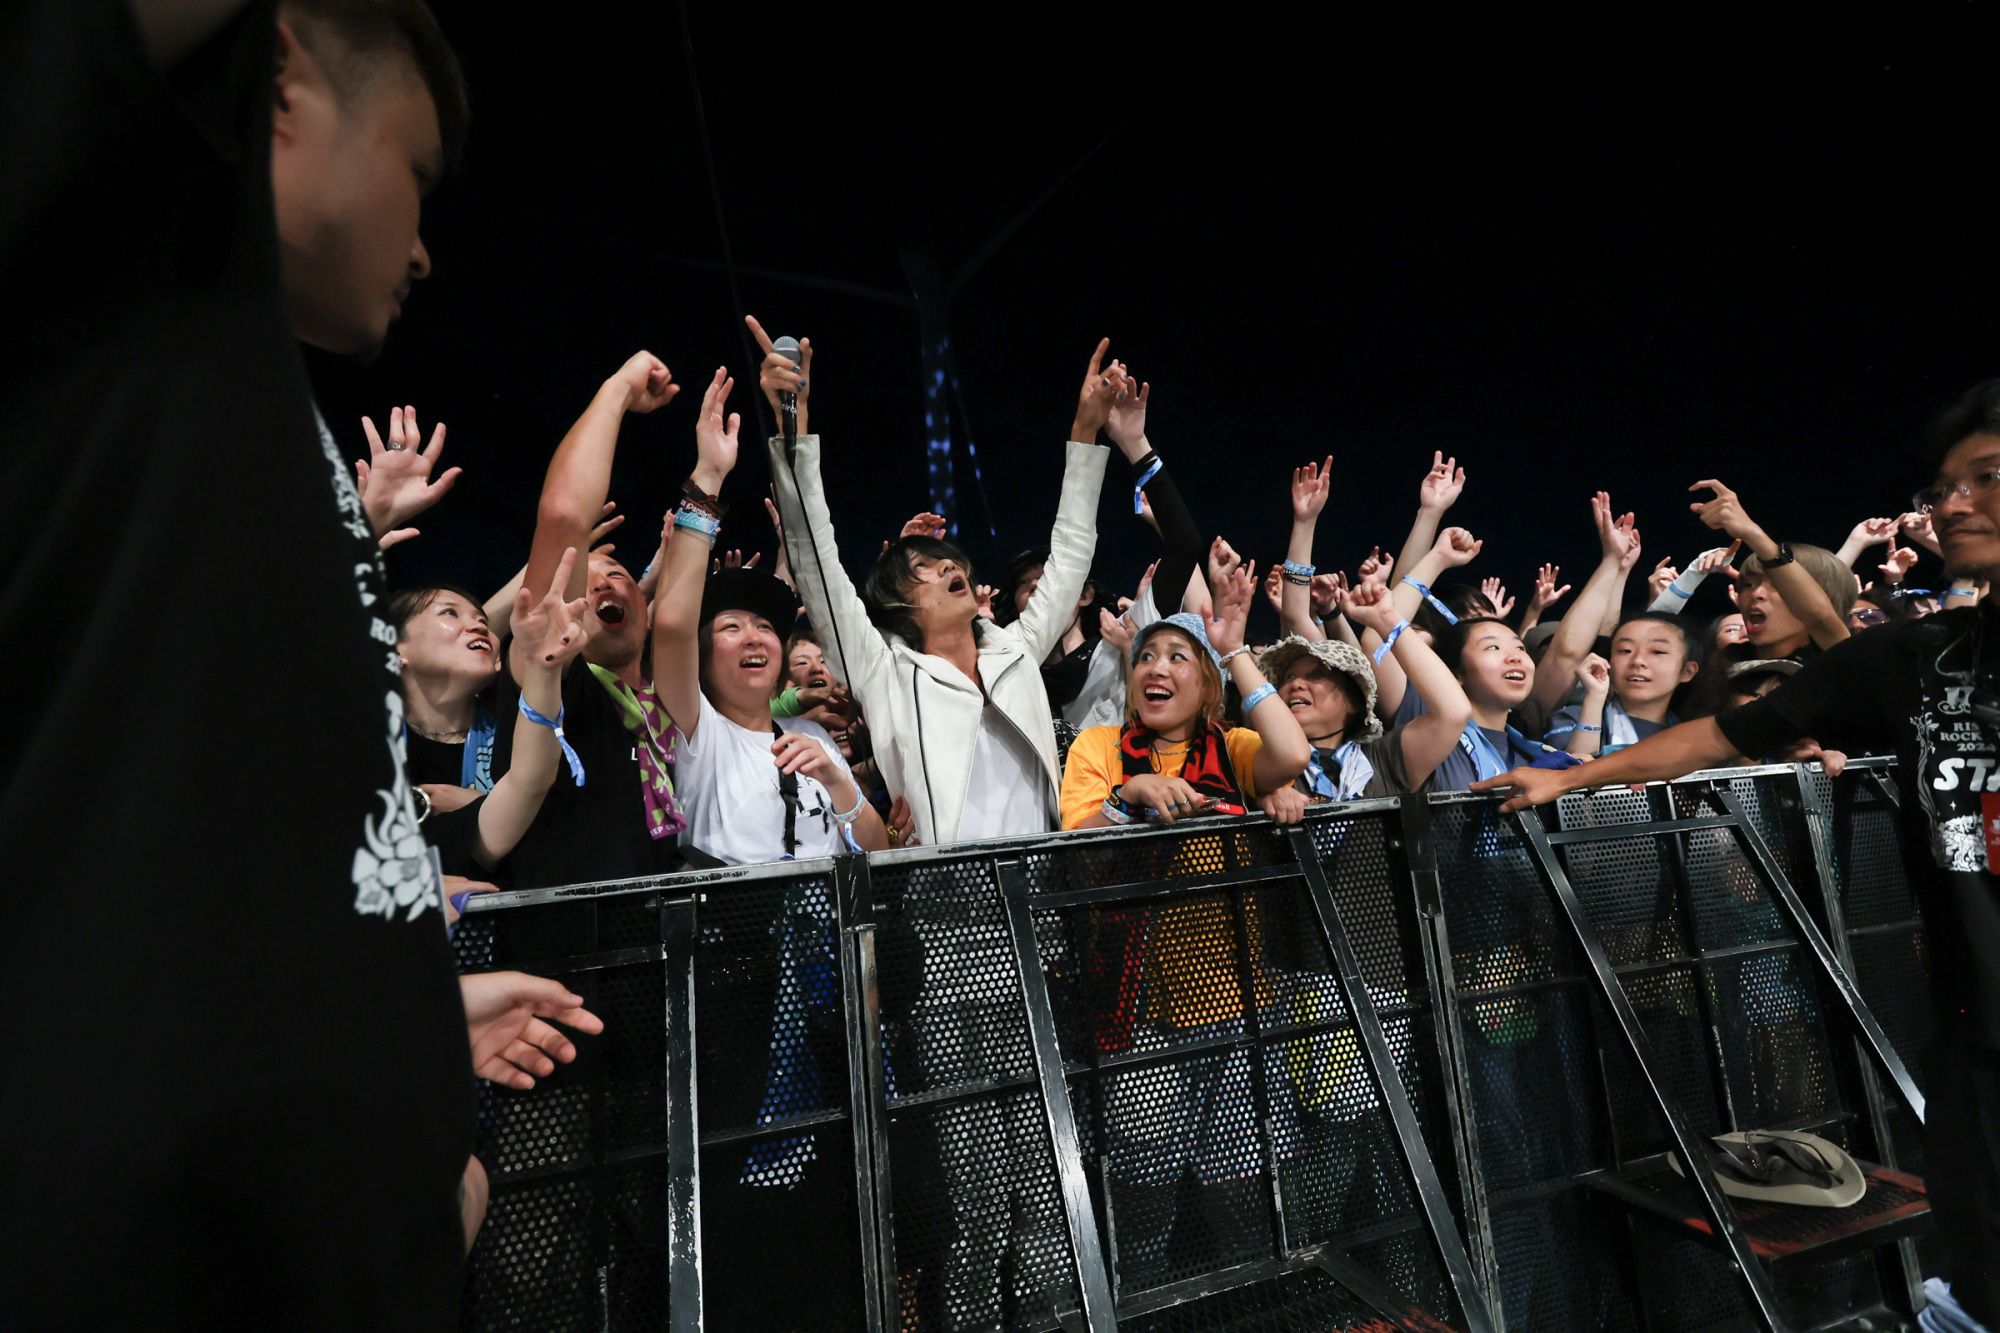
[386,582,485,637]
[1926,378,2000,475]
[1414,583,1496,641]
[1433,615,1515,680]
[863,536,977,649]
[281,0,469,170]
[993,547,1046,628]
[1612,610,1701,663]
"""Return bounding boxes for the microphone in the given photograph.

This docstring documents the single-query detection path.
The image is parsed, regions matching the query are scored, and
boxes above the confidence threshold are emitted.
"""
[773,336,801,455]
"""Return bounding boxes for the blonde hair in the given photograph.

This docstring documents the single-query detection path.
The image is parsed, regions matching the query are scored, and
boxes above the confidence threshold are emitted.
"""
[1740,543,1856,623]
[1125,628,1226,729]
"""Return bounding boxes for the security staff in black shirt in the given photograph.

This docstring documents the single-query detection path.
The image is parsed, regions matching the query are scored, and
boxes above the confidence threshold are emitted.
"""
[1474,380,2000,1327]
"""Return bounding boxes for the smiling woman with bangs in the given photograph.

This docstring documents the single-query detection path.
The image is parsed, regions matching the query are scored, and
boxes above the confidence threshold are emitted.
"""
[1059,553,1309,829]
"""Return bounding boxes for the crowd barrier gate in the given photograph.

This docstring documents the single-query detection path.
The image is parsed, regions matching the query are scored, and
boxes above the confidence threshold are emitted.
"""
[450,758,1935,1332]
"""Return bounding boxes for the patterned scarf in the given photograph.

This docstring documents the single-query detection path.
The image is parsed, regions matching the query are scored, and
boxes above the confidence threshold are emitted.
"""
[1118,721,1247,815]
[587,664,686,840]
[1299,741,1375,802]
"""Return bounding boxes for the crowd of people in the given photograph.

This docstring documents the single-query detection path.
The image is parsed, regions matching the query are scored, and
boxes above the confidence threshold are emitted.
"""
[14,0,2000,1326]
[375,333,1968,888]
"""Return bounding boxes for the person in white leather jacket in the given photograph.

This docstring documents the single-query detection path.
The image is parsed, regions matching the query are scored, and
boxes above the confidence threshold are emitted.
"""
[752,316,1137,845]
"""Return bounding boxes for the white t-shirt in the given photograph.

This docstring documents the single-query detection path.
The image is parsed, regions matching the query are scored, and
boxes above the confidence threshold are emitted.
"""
[678,693,859,865]
[954,703,1057,843]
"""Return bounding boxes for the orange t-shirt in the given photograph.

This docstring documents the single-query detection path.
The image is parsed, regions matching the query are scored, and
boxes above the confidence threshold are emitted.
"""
[1059,724,1265,829]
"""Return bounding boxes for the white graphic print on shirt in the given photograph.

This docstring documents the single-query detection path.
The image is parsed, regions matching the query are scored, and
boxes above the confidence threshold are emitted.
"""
[315,406,438,921]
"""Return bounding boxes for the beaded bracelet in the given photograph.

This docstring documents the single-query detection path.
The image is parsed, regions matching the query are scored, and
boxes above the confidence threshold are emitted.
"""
[1218,645,1253,670]
[1241,683,1277,712]
[1372,619,1411,664]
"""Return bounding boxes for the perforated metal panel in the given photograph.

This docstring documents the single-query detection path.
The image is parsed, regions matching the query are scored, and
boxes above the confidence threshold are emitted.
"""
[996,810,1466,1328]
[867,853,1078,1330]
[452,889,674,1333]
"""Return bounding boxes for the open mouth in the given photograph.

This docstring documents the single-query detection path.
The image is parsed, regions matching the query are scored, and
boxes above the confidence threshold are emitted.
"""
[1142,685,1174,704]
[947,575,968,596]
[1501,669,1527,684]
[739,653,770,671]
[1742,609,1767,630]
[596,599,626,626]
[466,639,492,654]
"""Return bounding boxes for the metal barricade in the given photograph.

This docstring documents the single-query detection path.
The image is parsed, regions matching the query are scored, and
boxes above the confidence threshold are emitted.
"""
[450,760,1933,1333]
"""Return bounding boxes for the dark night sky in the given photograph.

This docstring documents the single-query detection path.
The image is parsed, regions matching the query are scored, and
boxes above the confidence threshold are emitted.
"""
[306,5,2000,636]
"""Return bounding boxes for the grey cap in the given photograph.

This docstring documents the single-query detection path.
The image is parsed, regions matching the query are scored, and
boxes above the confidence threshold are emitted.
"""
[1255,635,1384,740]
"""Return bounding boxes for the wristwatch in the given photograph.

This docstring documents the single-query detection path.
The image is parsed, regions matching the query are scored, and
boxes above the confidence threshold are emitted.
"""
[1763,541,1797,569]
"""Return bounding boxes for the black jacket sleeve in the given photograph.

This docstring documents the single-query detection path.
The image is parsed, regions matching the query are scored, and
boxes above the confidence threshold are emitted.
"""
[1135,452,1207,615]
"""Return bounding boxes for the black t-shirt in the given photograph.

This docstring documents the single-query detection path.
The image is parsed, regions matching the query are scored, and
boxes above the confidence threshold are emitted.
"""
[492,648,685,888]
[1718,609,2000,1047]
[0,2,470,1323]
[405,730,468,787]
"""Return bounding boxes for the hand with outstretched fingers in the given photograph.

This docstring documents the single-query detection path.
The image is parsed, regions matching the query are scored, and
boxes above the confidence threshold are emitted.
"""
[1419,450,1466,512]
[461,971,605,1091]
[1292,456,1334,522]
[512,547,595,669]
[357,404,462,539]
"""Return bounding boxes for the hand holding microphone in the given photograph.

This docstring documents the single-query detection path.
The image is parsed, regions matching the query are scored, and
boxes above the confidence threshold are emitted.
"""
[745,315,810,443]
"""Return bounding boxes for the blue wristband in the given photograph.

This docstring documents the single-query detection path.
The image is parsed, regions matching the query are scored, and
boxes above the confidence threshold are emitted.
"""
[518,696,586,787]
[1946,587,1979,599]
[1242,683,1277,712]
[673,504,721,539]
[1400,576,1458,625]
[1132,457,1164,514]
[1372,618,1411,664]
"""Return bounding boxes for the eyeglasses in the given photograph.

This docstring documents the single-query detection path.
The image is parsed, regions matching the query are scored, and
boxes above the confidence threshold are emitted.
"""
[1851,607,1888,628]
[1913,465,2000,514]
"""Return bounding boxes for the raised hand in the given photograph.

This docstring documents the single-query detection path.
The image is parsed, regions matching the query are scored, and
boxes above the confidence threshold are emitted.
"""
[1433,526,1482,569]
[1339,579,1402,636]
[975,584,997,621]
[1879,543,1919,584]
[610,350,677,415]
[1310,572,1344,622]
[461,971,605,1091]
[746,316,811,435]
[1356,546,1392,590]
[1577,652,1611,698]
[357,404,463,538]
[1262,564,1285,618]
[1104,372,1152,460]
[1098,605,1137,654]
[692,367,741,490]
[1291,456,1335,522]
[1529,563,1571,613]
[1648,556,1679,602]
[1901,510,1943,556]
[512,547,593,668]
[707,550,761,577]
[1590,492,1625,560]
[1205,557,1257,655]
[1071,338,1125,443]
[1419,451,1466,512]
[1618,523,1645,574]
[589,501,624,551]
[1692,541,1742,578]
[1207,535,1245,586]
[1688,479,1768,547]
[900,512,949,540]
[1480,576,1516,618]
[1848,516,1898,549]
